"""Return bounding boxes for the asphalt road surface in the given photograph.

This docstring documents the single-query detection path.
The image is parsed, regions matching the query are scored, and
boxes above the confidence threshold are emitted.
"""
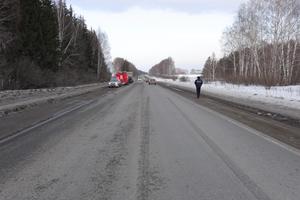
[0,82,300,200]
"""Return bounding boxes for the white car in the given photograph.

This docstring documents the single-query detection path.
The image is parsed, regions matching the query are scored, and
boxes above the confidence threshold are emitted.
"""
[108,77,121,88]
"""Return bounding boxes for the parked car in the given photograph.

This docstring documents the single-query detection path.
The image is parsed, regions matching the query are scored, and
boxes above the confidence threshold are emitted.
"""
[148,79,157,85]
[108,77,121,88]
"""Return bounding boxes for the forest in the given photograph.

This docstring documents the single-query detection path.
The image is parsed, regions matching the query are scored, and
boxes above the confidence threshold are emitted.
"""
[113,57,140,77]
[202,0,300,86]
[149,57,175,77]
[0,0,111,90]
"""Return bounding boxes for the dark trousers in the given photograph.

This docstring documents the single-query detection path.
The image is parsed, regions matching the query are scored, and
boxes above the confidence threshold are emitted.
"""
[196,87,201,98]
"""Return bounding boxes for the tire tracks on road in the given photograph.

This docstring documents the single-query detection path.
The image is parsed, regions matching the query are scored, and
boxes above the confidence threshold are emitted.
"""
[0,100,95,145]
[137,96,150,200]
[167,97,272,200]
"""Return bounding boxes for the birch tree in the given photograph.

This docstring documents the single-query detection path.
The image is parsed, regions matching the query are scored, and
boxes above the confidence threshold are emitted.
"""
[56,0,80,68]
[211,52,217,81]
[222,27,239,78]
[222,0,300,85]
[97,28,111,78]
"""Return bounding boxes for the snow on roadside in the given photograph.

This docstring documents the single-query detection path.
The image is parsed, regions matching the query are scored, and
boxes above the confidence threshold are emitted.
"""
[155,76,300,118]
[0,83,105,117]
[0,83,100,103]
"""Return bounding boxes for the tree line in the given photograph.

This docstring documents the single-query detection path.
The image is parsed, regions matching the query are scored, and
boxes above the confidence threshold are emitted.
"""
[113,57,139,77]
[203,0,300,86]
[149,57,176,78]
[0,0,111,90]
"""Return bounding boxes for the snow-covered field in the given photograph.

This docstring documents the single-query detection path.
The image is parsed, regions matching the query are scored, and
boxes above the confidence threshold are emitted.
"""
[155,75,300,119]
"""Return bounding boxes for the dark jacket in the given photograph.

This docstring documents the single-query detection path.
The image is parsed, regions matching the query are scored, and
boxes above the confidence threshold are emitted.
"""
[194,78,203,88]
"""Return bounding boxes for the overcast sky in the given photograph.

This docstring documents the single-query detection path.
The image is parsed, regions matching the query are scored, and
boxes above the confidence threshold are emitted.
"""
[67,0,247,72]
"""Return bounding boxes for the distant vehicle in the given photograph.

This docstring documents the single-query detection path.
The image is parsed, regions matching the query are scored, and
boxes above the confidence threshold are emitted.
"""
[148,79,156,85]
[108,76,121,88]
[127,72,134,84]
[116,72,129,85]
[128,77,134,84]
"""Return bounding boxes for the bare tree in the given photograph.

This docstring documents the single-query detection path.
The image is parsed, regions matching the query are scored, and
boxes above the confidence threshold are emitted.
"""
[222,27,239,78]
[56,0,80,68]
[97,28,111,78]
[149,57,175,77]
[211,52,217,81]
[222,0,300,85]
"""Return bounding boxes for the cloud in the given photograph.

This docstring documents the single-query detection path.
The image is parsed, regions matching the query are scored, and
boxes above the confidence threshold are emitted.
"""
[68,0,247,13]
[70,5,235,71]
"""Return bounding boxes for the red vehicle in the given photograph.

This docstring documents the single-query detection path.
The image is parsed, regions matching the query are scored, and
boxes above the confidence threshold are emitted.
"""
[116,72,129,85]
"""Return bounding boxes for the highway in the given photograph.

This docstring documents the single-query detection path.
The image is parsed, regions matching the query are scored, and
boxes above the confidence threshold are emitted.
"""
[0,82,300,200]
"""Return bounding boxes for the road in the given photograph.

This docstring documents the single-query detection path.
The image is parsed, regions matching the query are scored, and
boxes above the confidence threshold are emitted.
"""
[0,82,300,200]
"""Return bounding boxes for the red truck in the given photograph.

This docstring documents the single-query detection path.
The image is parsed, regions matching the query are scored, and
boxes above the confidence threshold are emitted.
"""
[116,72,129,85]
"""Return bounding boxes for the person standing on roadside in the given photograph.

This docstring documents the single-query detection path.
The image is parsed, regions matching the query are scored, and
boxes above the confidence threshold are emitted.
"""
[194,76,203,98]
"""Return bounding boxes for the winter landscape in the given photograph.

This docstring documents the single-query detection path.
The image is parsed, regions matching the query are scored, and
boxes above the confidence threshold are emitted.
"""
[0,0,300,200]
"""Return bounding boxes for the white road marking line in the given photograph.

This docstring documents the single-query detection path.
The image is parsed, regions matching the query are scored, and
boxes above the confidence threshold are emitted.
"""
[194,100,300,157]
[0,100,95,145]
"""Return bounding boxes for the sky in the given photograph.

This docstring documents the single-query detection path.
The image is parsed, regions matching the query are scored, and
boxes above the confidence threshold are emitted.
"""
[67,0,247,72]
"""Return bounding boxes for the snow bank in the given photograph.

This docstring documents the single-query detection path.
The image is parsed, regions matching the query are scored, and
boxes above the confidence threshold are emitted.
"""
[155,76,300,119]
[0,83,105,117]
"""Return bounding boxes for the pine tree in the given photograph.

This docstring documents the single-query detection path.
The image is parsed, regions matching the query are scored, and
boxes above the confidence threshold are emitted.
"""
[19,0,58,71]
[19,0,42,59]
[2,0,111,89]
[39,0,59,71]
